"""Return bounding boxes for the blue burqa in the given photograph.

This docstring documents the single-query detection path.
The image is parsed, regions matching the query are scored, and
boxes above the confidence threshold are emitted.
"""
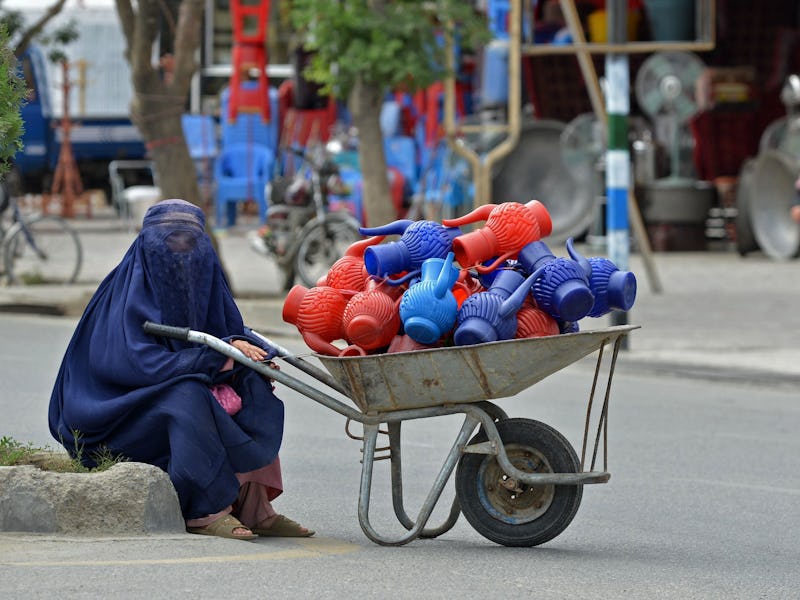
[49,199,284,519]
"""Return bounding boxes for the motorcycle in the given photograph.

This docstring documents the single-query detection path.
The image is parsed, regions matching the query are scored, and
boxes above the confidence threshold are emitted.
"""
[250,144,362,290]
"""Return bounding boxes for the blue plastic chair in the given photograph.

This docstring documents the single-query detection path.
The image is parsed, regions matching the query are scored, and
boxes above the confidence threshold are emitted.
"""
[384,136,419,193]
[182,114,218,160]
[213,143,274,228]
[182,114,218,200]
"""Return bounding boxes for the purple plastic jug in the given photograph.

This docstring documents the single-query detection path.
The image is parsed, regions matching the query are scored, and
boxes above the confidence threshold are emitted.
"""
[358,219,461,283]
[517,240,595,322]
[566,238,637,317]
[453,267,538,346]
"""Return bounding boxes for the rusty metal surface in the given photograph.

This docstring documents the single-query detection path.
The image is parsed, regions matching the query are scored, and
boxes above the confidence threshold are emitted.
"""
[316,325,638,412]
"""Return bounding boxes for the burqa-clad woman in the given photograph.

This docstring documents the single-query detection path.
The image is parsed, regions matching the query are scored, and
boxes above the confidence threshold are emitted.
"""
[49,199,312,540]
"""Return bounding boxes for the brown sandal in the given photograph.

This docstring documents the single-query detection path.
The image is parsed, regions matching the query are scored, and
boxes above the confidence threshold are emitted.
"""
[251,514,315,537]
[186,514,258,541]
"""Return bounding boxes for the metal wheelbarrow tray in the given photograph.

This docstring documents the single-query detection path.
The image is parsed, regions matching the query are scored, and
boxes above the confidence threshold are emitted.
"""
[143,321,638,548]
[316,326,635,413]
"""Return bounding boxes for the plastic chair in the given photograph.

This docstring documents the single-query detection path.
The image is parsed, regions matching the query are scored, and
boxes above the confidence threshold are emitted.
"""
[384,136,418,191]
[182,114,218,205]
[182,114,218,160]
[220,85,280,151]
[213,143,274,228]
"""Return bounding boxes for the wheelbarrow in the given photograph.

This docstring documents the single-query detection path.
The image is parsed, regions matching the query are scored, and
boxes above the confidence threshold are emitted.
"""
[143,321,638,547]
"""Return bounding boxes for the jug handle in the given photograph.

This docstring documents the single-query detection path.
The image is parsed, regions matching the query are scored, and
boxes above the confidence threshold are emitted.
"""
[339,344,367,357]
[566,237,592,278]
[499,265,545,319]
[433,252,456,298]
[382,269,421,286]
[472,250,517,274]
[441,204,495,228]
[302,332,345,357]
[359,219,413,237]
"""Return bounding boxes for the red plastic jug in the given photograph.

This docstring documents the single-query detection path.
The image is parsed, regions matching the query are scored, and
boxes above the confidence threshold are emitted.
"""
[515,303,560,338]
[442,200,553,272]
[282,284,354,356]
[321,235,385,292]
[342,278,404,351]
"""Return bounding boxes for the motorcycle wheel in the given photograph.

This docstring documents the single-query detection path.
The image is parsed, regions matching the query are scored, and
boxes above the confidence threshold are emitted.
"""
[294,213,361,288]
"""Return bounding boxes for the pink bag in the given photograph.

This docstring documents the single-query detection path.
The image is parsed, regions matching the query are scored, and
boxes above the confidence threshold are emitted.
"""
[210,384,242,415]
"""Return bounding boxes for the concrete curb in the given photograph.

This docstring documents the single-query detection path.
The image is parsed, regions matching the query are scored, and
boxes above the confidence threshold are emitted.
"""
[0,462,185,535]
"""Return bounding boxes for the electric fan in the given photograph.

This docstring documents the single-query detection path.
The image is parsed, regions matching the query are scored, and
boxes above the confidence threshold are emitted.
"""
[634,51,713,231]
[635,50,705,183]
[560,112,606,182]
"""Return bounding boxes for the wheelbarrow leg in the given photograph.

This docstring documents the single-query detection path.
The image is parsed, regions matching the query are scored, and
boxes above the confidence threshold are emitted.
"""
[358,414,480,546]
[387,421,462,538]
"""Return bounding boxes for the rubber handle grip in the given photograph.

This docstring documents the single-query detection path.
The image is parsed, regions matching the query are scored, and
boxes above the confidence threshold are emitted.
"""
[142,321,191,341]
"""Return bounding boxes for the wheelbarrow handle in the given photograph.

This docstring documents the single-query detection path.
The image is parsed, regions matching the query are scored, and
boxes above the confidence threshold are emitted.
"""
[143,321,191,341]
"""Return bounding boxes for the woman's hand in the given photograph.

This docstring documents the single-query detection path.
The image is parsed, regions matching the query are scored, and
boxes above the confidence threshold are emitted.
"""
[231,339,269,362]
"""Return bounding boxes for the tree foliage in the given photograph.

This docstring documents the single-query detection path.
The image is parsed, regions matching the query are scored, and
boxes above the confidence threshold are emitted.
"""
[289,0,489,226]
[289,0,489,99]
[0,24,25,180]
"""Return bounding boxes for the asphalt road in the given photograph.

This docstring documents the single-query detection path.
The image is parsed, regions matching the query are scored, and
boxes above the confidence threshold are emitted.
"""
[1,313,799,599]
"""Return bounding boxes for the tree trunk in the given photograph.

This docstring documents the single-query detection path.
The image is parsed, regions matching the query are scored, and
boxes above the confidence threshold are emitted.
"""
[349,76,395,228]
[116,0,202,207]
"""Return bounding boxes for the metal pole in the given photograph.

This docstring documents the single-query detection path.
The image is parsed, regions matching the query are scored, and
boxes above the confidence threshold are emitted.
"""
[606,0,631,334]
[559,0,662,294]
[444,0,521,208]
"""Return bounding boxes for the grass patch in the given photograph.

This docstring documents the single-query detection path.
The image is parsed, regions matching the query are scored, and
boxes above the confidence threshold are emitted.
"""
[0,435,126,473]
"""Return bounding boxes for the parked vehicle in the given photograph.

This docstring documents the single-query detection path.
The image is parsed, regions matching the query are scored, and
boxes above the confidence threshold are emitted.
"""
[250,145,362,290]
[11,7,145,198]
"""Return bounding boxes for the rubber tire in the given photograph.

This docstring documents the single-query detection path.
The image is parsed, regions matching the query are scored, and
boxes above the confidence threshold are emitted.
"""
[293,215,361,288]
[4,215,83,285]
[455,418,583,547]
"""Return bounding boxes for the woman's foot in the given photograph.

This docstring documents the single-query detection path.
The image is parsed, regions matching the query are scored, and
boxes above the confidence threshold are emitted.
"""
[186,514,258,541]
[251,514,315,537]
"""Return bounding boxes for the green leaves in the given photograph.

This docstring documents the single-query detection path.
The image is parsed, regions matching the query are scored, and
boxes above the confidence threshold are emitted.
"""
[0,23,25,181]
[289,0,490,99]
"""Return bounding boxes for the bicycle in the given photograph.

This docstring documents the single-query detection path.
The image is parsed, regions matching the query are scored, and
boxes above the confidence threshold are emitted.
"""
[0,182,83,285]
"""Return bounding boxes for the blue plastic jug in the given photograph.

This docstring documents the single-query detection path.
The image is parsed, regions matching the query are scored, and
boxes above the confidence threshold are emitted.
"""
[399,252,461,344]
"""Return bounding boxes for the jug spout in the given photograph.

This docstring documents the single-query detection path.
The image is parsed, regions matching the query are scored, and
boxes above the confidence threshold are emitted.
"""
[282,284,309,325]
[359,219,413,237]
[518,240,555,273]
[433,252,457,299]
[499,268,541,319]
[566,237,592,278]
[441,204,495,228]
[606,270,637,311]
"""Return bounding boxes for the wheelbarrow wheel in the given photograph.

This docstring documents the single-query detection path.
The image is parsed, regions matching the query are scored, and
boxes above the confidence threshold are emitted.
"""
[455,418,583,547]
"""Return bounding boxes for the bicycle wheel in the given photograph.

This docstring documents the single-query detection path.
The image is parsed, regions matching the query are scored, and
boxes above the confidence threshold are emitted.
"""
[4,215,83,285]
[294,213,361,288]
